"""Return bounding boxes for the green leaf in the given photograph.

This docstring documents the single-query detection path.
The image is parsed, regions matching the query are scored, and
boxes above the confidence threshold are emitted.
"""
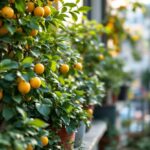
[65,105,73,113]
[21,57,34,65]
[41,79,47,88]
[57,14,69,20]
[55,91,62,97]
[16,107,27,119]
[61,7,68,13]
[12,95,22,104]
[70,12,78,21]
[14,140,24,150]
[37,0,43,6]
[51,61,57,72]
[2,106,16,121]
[6,25,16,35]
[4,73,15,81]
[15,0,26,13]
[36,103,51,117]
[0,59,18,72]
[0,138,10,146]
[75,90,84,96]
[58,76,65,85]
[27,118,48,128]
[78,6,91,12]
[76,0,80,3]
[61,116,70,125]
[64,3,76,7]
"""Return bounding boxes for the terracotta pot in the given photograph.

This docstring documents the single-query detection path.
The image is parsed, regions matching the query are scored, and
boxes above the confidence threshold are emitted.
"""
[57,127,75,150]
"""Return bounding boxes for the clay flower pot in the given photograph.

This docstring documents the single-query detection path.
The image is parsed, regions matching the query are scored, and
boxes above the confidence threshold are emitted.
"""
[57,127,75,150]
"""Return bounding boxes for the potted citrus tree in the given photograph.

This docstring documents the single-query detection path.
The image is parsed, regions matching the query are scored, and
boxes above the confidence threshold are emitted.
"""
[64,18,105,147]
[0,0,90,149]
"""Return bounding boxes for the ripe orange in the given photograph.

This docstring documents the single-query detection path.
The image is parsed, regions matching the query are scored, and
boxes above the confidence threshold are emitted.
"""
[18,81,31,94]
[30,29,38,37]
[60,64,69,74]
[30,77,41,89]
[106,22,114,29]
[26,2,35,13]
[0,89,3,100]
[34,63,45,74]
[26,144,33,150]
[34,7,44,17]
[1,6,14,19]
[86,108,93,118]
[41,136,49,146]
[0,26,8,36]
[98,54,104,61]
[74,63,83,71]
[44,6,51,17]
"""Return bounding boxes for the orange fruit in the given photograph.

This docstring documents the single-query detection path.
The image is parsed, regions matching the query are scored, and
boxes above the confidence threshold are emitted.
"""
[26,2,35,13]
[9,0,15,3]
[86,108,93,118]
[60,64,69,74]
[26,144,33,150]
[98,54,104,61]
[18,81,31,94]
[44,6,51,17]
[30,29,38,37]
[74,63,83,71]
[0,26,8,36]
[41,136,49,146]
[30,77,41,89]
[34,7,44,17]
[34,63,45,74]
[1,6,14,19]
[0,89,3,101]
